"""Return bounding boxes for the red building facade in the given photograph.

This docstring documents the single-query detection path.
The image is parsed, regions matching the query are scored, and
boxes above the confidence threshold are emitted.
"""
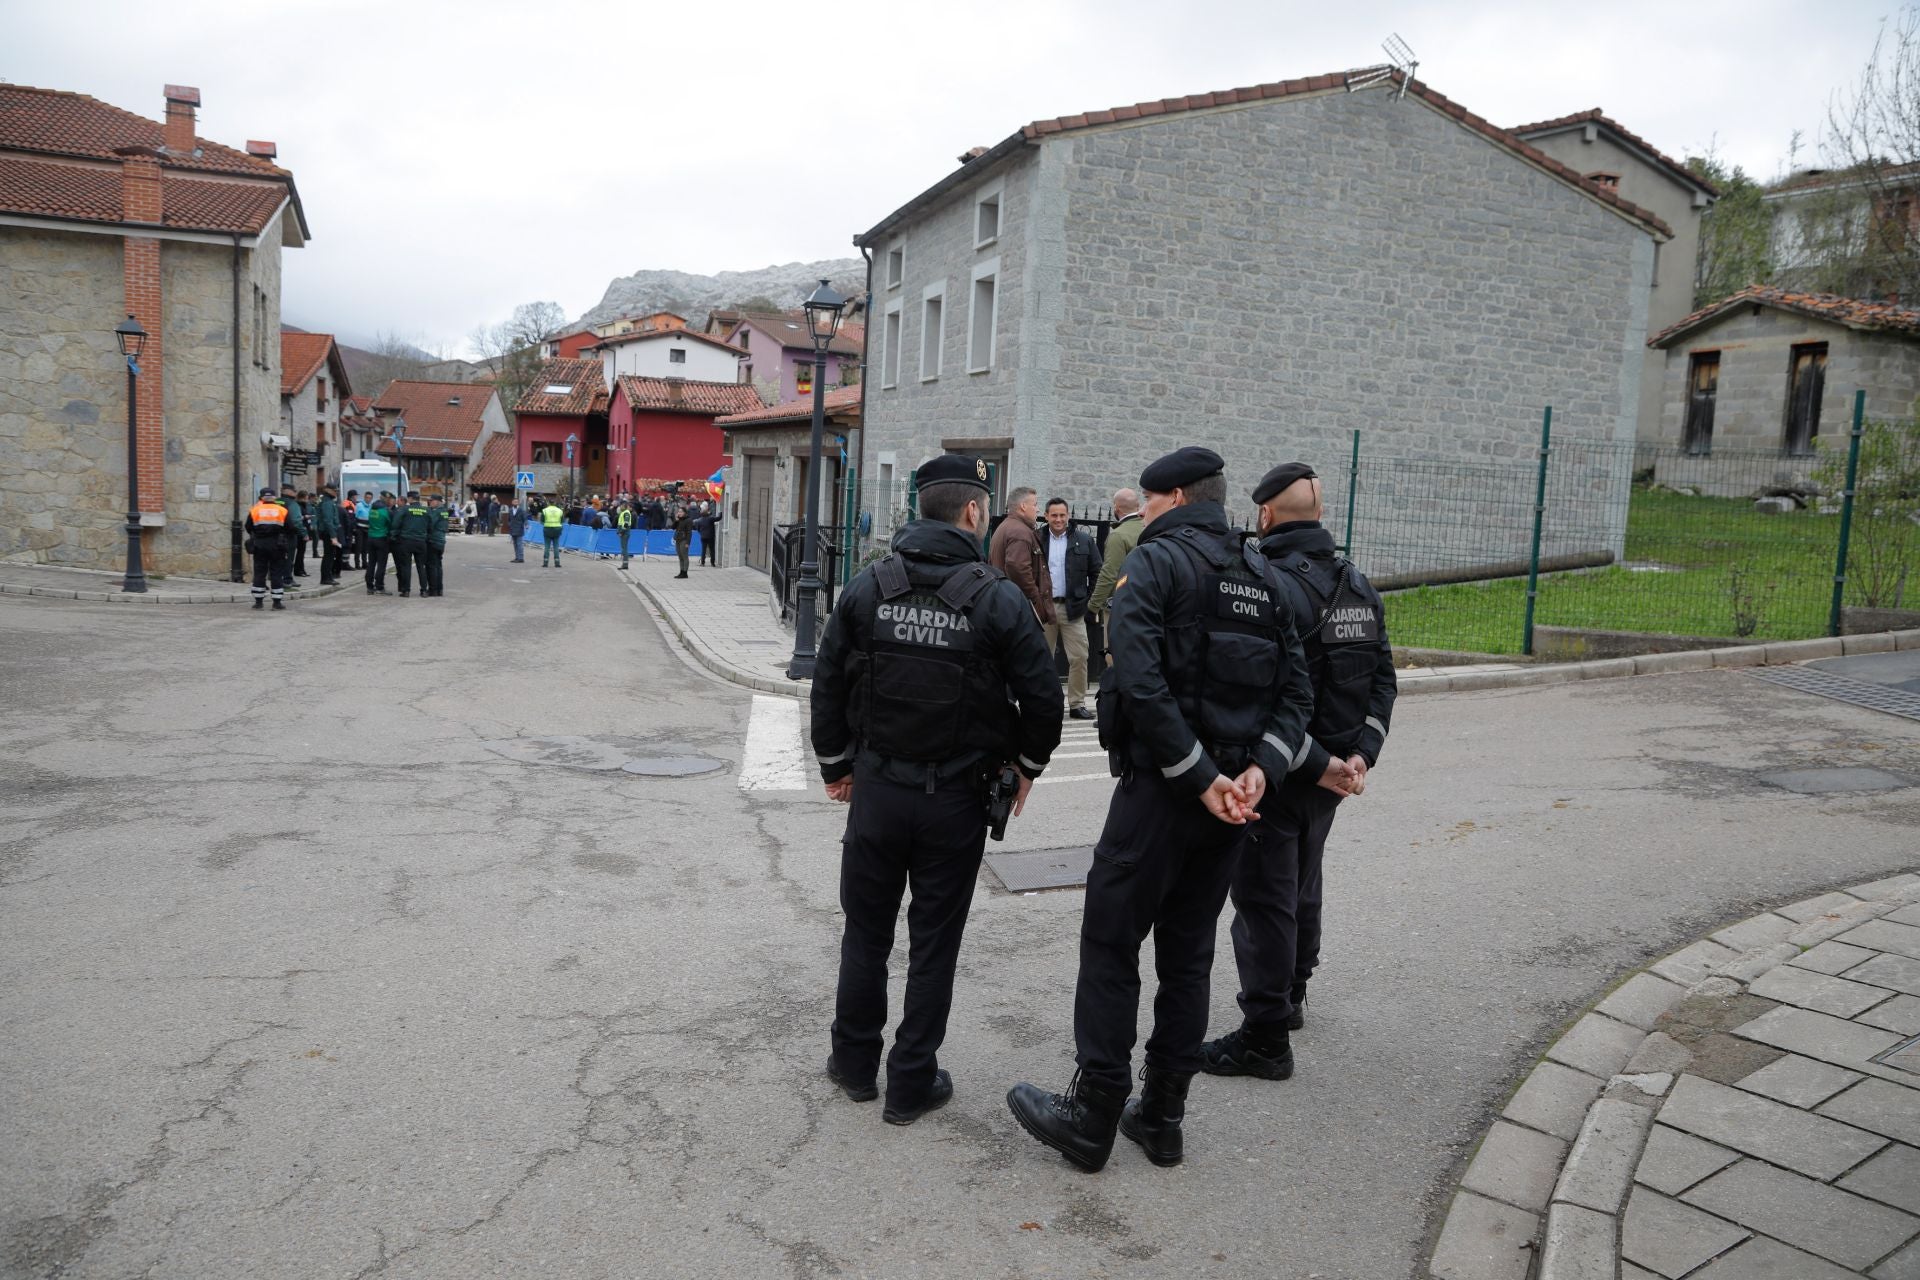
[606,376,762,494]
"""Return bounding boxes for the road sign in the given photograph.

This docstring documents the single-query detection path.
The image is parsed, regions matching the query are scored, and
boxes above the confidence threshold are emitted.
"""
[515,470,535,489]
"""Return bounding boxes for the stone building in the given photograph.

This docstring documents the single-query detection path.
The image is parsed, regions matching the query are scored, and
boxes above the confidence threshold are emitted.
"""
[714,385,862,571]
[0,82,308,579]
[1510,110,1718,443]
[370,381,509,504]
[1647,286,1920,493]
[850,69,1671,572]
[278,331,350,486]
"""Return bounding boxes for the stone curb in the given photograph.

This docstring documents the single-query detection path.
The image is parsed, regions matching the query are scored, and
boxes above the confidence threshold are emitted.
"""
[0,578,347,605]
[1428,870,1920,1280]
[1400,628,1920,697]
[621,569,809,699]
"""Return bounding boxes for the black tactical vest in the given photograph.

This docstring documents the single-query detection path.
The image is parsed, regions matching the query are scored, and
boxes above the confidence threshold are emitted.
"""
[849,555,1016,763]
[1276,552,1381,755]
[1162,527,1289,758]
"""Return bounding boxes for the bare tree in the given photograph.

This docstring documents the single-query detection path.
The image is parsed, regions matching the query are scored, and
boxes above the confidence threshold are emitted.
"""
[1808,5,1920,299]
[470,301,569,415]
[1689,149,1774,307]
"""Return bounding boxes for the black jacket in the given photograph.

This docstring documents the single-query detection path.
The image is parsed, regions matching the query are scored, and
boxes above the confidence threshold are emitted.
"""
[1259,522,1397,777]
[1044,525,1099,621]
[1103,502,1314,796]
[812,519,1063,787]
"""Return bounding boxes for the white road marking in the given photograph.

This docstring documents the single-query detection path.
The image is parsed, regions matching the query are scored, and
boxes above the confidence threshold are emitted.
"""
[739,695,810,791]
[1052,750,1109,759]
[1034,772,1113,786]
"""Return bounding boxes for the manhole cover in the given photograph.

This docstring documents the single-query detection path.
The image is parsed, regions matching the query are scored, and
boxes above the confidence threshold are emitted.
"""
[1749,666,1920,722]
[1756,767,1912,794]
[1872,1032,1920,1076]
[483,735,724,777]
[985,846,1095,892]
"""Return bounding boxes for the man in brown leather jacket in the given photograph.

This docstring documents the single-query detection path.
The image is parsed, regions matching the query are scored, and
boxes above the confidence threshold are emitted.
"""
[988,486,1053,624]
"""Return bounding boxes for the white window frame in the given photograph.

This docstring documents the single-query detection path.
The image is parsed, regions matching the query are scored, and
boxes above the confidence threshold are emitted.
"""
[919,281,945,383]
[973,181,1003,249]
[885,239,904,291]
[967,256,1000,374]
[876,451,897,533]
[881,298,904,389]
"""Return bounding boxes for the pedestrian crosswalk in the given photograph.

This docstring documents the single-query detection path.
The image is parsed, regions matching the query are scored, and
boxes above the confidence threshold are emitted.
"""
[736,695,1114,792]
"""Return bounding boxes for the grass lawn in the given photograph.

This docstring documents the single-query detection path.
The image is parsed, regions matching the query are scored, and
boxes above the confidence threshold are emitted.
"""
[1383,487,1840,655]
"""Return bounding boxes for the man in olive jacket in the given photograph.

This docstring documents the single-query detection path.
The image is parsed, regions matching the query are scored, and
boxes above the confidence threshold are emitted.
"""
[1088,487,1141,619]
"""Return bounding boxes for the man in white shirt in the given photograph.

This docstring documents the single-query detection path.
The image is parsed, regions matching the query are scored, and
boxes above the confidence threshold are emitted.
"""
[1042,497,1098,721]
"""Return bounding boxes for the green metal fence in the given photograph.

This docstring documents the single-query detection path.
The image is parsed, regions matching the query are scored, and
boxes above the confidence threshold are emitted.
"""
[1328,397,1878,657]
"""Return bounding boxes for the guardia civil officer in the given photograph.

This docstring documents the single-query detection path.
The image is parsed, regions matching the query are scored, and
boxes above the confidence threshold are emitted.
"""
[421,494,449,597]
[812,454,1064,1126]
[1201,462,1396,1080]
[1007,446,1320,1172]
[391,491,432,597]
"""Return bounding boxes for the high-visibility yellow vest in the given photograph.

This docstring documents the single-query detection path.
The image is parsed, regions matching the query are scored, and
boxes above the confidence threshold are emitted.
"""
[541,505,564,528]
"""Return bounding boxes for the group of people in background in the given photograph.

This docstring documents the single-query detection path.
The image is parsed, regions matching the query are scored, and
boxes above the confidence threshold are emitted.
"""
[504,492,720,578]
[243,485,456,609]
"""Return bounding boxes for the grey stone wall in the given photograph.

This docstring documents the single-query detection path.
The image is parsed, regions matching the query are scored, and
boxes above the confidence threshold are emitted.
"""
[856,86,1655,573]
[0,219,286,578]
[0,228,129,568]
[1654,309,1920,495]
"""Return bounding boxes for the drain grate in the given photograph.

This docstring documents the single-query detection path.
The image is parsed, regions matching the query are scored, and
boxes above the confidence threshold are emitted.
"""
[984,846,1095,892]
[1748,665,1920,722]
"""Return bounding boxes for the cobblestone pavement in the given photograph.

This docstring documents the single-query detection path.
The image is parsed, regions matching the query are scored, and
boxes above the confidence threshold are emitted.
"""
[1434,874,1920,1280]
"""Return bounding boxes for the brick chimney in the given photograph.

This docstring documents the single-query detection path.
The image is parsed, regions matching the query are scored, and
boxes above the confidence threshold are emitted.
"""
[246,140,277,161]
[114,145,164,224]
[162,84,200,154]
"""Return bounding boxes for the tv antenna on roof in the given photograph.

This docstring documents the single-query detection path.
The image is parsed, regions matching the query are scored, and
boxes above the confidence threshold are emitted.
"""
[1344,34,1419,99]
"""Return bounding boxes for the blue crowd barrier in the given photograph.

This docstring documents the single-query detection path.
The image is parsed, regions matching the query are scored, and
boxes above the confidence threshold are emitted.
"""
[555,526,700,557]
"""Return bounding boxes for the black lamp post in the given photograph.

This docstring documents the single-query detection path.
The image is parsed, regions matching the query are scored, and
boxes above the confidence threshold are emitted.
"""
[389,417,407,497]
[787,278,848,679]
[566,432,579,501]
[115,314,149,593]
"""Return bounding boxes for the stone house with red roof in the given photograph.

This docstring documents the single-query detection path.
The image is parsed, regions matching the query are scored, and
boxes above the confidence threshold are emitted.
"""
[712,308,863,403]
[513,358,609,496]
[0,82,307,579]
[278,331,350,486]
[370,380,508,504]
[715,385,863,572]
[852,67,1673,572]
[606,376,760,497]
[1648,287,1920,477]
[1511,110,1718,442]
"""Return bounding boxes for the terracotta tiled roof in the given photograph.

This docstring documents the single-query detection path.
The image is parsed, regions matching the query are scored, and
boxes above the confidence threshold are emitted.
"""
[280,331,334,396]
[590,326,747,356]
[513,359,607,416]
[0,84,301,237]
[371,380,501,458]
[1649,285,1920,348]
[617,376,765,417]
[468,432,519,487]
[1508,108,1718,197]
[859,68,1671,244]
[730,309,863,357]
[715,384,863,427]
[0,84,287,177]
[347,395,373,413]
[1767,158,1920,196]
[0,154,289,234]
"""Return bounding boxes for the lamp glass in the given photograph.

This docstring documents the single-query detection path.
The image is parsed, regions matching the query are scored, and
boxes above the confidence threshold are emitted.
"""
[802,280,847,345]
[115,314,147,359]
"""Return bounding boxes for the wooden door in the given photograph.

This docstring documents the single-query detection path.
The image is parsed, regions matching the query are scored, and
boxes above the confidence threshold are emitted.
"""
[744,454,772,572]
[1784,343,1827,456]
[1682,352,1719,455]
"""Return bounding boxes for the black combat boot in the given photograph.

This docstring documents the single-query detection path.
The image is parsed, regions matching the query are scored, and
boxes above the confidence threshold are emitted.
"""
[271,599,286,611]
[252,597,264,610]
[1199,1023,1293,1080]
[1006,1070,1129,1172]
[1119,1066,1193,1167]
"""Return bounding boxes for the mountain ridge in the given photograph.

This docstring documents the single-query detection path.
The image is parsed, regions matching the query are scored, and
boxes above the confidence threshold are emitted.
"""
[579,258,866,328]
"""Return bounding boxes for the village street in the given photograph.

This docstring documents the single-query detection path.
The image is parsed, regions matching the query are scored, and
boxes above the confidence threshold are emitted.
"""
[2,535,1918,1280]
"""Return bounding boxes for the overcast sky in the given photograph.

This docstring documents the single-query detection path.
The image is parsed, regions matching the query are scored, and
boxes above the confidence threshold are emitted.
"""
[9,0,1898,355]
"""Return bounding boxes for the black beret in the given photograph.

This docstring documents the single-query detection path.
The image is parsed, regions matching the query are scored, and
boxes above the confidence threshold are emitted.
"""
[1252,462,1319,505]
[1139,446,1224,493]
[916,453,991,493]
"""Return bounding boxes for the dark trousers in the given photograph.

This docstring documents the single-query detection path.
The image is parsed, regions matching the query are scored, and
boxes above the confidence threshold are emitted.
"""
[354,529,368,569]
[292,536,307,576]
[1073,769,1249,1092]
[1229,784,1339,1028]
[364,537,390,590]
[617,529,631,566]
[832,768,989,1109]
[250,547,288,601]
[422,548,444,596]
[676,537,690,574]
[320,539,343,584]
[542,528,562,566]
[700,534,716,566]
[392,540,425,594]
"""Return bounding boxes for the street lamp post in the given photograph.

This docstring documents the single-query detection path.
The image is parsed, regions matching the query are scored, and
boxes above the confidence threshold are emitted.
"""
[787,279,847,680]
[389,416,407,498]
[115,314,149,593]
[566,433,579,502]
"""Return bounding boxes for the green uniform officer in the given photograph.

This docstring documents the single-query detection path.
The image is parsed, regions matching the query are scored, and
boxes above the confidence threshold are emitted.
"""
[391,491,432,597]
[423,495,450,597]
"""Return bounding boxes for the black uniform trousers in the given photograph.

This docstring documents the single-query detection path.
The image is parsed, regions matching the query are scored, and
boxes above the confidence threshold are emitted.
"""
[1073,768,1249,1092]
[364,537,390,590]
[1228,782,1340,1029]
[832,764,989,1110]
[320,539,343,585]
[422,548,444,596]
[250,545,288,601]
[392,539,426,594]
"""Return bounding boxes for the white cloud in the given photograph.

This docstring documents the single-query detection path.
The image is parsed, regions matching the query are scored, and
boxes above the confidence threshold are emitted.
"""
[8,0,1894,354]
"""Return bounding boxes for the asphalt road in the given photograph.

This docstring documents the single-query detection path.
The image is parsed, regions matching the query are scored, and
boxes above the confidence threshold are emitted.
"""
[2,535,1916,1280]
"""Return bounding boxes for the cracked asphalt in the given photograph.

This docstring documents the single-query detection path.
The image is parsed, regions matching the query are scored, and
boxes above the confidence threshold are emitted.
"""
[2,536,1917,1280]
